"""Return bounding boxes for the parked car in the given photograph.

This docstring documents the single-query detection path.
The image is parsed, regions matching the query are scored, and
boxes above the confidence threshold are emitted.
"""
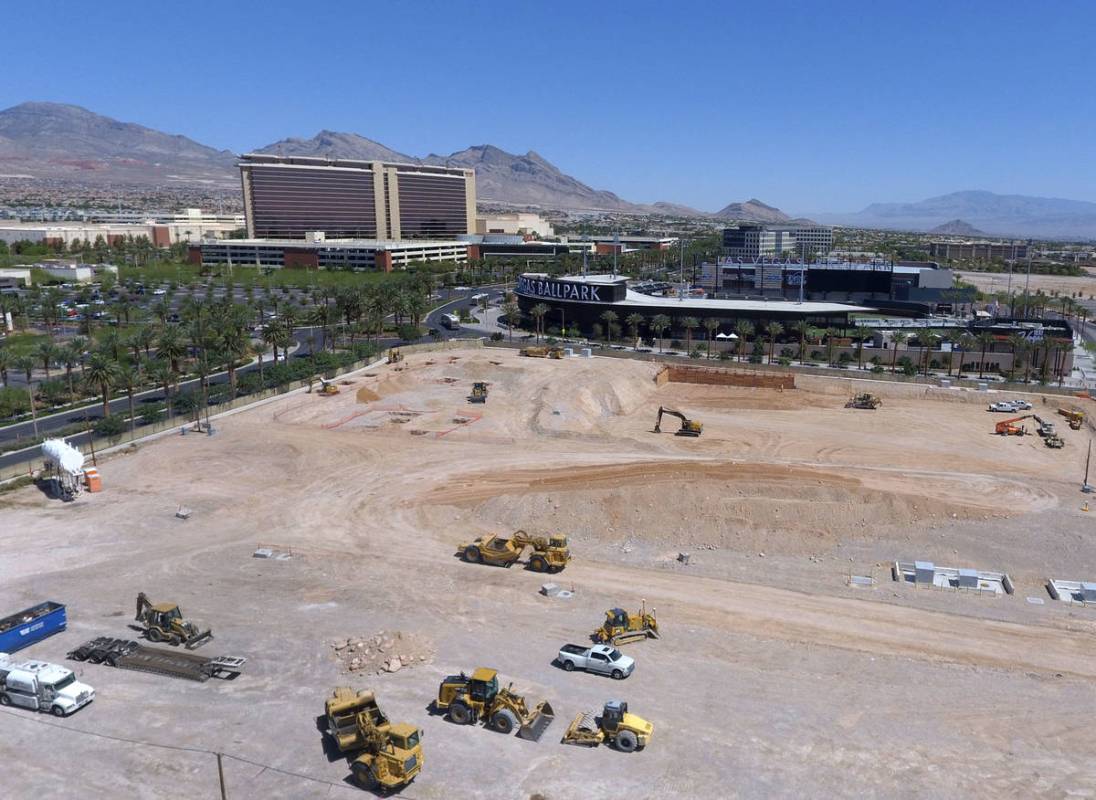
[557,644,635,679]
[987,401,1017,412]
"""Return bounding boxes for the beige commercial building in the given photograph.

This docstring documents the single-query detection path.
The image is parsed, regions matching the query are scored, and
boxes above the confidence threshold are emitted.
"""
[475,212,553,238]
[0,210,241,248]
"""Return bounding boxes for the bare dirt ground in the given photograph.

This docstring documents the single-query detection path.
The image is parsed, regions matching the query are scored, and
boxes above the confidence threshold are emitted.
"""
[957,269,1096,299]
[3,347,1096,799]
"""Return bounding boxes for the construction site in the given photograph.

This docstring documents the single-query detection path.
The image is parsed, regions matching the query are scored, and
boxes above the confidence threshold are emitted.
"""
[4,344,1096,798]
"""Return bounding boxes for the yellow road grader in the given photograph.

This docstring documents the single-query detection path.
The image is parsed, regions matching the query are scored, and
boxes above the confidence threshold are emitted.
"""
[435,667,555,740]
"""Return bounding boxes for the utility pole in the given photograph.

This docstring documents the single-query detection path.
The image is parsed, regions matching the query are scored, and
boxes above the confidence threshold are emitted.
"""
[1023,238,1034,319]
[678,238,685,301]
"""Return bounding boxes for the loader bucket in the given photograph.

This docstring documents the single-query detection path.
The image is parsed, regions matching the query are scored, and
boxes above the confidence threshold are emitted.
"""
[518,701,555,741]
[185,629,214,650]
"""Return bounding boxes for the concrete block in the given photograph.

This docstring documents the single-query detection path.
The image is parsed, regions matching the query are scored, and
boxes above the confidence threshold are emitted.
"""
[540,582,561,597]
[914,561,935,584]
[978,382,989,391]
[580,348,592,358]
[958,568,979,589]
[564,347,574,357]
[253,548,273,559]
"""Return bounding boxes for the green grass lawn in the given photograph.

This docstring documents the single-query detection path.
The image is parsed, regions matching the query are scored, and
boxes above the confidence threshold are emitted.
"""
[1,332,48,354]
[120,261,420,292]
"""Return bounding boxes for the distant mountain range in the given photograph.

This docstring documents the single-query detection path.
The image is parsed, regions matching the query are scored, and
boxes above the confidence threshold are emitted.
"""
[0,101,795,221]
[815,190,1096,239]
[929,219,985,235]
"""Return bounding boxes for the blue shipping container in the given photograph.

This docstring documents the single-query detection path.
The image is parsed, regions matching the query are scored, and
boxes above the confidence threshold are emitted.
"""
[0,602,67,653]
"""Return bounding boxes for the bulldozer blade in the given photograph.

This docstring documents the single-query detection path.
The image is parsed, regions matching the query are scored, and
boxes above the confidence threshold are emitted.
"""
[647,628,660,639]
[518,701,555,741]
[185,629,214,650]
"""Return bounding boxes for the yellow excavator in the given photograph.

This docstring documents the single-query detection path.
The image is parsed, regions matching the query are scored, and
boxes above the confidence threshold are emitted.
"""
[434,667,555,740]
[318,377,340,396]
[593,601,659,646]
[654,406,702,437]
[561,700,654,752]
[324,687,424,791]
[134,592,212,649]
[457,530,571,573]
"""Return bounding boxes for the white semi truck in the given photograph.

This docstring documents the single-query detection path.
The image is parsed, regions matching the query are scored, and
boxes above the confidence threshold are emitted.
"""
[0,652,95,716]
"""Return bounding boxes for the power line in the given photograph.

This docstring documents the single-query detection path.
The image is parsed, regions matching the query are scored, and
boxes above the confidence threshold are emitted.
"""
[0,707,414,796]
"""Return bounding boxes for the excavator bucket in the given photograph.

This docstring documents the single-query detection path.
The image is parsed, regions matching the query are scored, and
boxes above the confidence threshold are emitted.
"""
[517,701,555,741]
[184,628,214,650]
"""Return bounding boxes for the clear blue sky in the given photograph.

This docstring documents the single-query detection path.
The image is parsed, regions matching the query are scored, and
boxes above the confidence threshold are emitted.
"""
[4,0,1093,212]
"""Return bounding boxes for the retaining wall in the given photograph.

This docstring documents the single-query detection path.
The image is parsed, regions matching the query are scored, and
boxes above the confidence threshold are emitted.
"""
[655,365,795,390]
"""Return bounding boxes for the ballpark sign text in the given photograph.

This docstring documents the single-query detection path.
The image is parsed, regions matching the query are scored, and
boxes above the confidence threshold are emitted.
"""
[516,276,609,303]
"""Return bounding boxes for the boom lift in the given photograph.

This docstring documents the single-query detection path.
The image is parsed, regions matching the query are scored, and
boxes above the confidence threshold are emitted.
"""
[324,687,424,791]
[435,667,555,740]
[593,601,659,646]
[653,406,702,437]
[458,530,571,573]
[134,593,212,649]
[995,414,1033,436]
[561,700,654,752]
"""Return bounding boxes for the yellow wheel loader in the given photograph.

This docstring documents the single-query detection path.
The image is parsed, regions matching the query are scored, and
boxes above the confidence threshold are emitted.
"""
[324,687,424,792]
[134,592,212,649]
[434,667,555,741]
[457,530,571,573]
[469,381,488,403]
[593,601,659,646]
[561,700,653,752]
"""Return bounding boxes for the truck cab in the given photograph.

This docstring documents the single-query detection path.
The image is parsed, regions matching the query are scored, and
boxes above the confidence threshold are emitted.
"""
[0,653,95,716]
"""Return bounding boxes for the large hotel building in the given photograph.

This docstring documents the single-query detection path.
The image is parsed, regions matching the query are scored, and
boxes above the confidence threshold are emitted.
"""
[239,153,476,240]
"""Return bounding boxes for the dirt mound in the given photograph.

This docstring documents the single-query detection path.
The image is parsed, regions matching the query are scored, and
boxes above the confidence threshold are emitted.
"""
[356,387,380,402]
[331,630,434,676]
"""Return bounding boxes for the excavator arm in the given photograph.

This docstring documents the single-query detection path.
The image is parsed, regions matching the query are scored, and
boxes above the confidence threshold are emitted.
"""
[655,406,688,433]
[135,592,152,621]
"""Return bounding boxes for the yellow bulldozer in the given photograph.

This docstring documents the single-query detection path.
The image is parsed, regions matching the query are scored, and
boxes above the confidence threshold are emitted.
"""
[593,601,659,646]
[457,530,572,573]
[324,687,424,792]
[435,667,555,740]
[469,381,488,403]
[561,700,654,752]
[845,393,882,409]
[654,406,702,436]
[520,346,563,359]
[134,592,212,649]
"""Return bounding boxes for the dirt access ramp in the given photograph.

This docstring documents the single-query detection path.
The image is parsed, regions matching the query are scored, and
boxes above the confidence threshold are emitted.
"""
[656,364,795,390]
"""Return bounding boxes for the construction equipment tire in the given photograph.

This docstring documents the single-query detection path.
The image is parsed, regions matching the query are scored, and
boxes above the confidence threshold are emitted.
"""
[147,627,164,643]
[463,546,481,564]
[448,702,473,725]
[529,556,547,572]
[614,730,639,752]
[491,708,519,734]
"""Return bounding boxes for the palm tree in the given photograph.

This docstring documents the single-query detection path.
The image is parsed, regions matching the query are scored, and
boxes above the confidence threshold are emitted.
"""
[261,323,281,366]
[501,298,521,342]
[219,326,251,399]
[36,341,57,380]
[890,331,909,374]
[83,352,120,418]
[1006,333,1025,381]
[530,303,549,342]
[100,327,122,361]
[681,316,699,354]
[625,313,645,349]
[135,325,157,360]
[954,333,975,378]
[600,310,618,344]
[650,314,671,353]
[14,354,35,385]
[734,320,754,362]
[791,320,812,364]
[116,359,140,434]
[765,321,784,364]
[157,325,186,375]
[976,331,995,379]
[0,348,10,387]
[69,336,88,379]
[59,343,81,398]
[703,318,720,359]
[852,325,872,371]
[919,332,941,375]
[824,328,840,366]
[148,360,175,419]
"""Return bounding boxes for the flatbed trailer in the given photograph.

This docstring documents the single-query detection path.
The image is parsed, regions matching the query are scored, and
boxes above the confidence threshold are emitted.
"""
[67,638,245,682]
[0,602,67,654]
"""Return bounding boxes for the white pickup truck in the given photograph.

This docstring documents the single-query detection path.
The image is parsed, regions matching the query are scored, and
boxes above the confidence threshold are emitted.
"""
[557,644,635,679]
[0,652,95,716]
